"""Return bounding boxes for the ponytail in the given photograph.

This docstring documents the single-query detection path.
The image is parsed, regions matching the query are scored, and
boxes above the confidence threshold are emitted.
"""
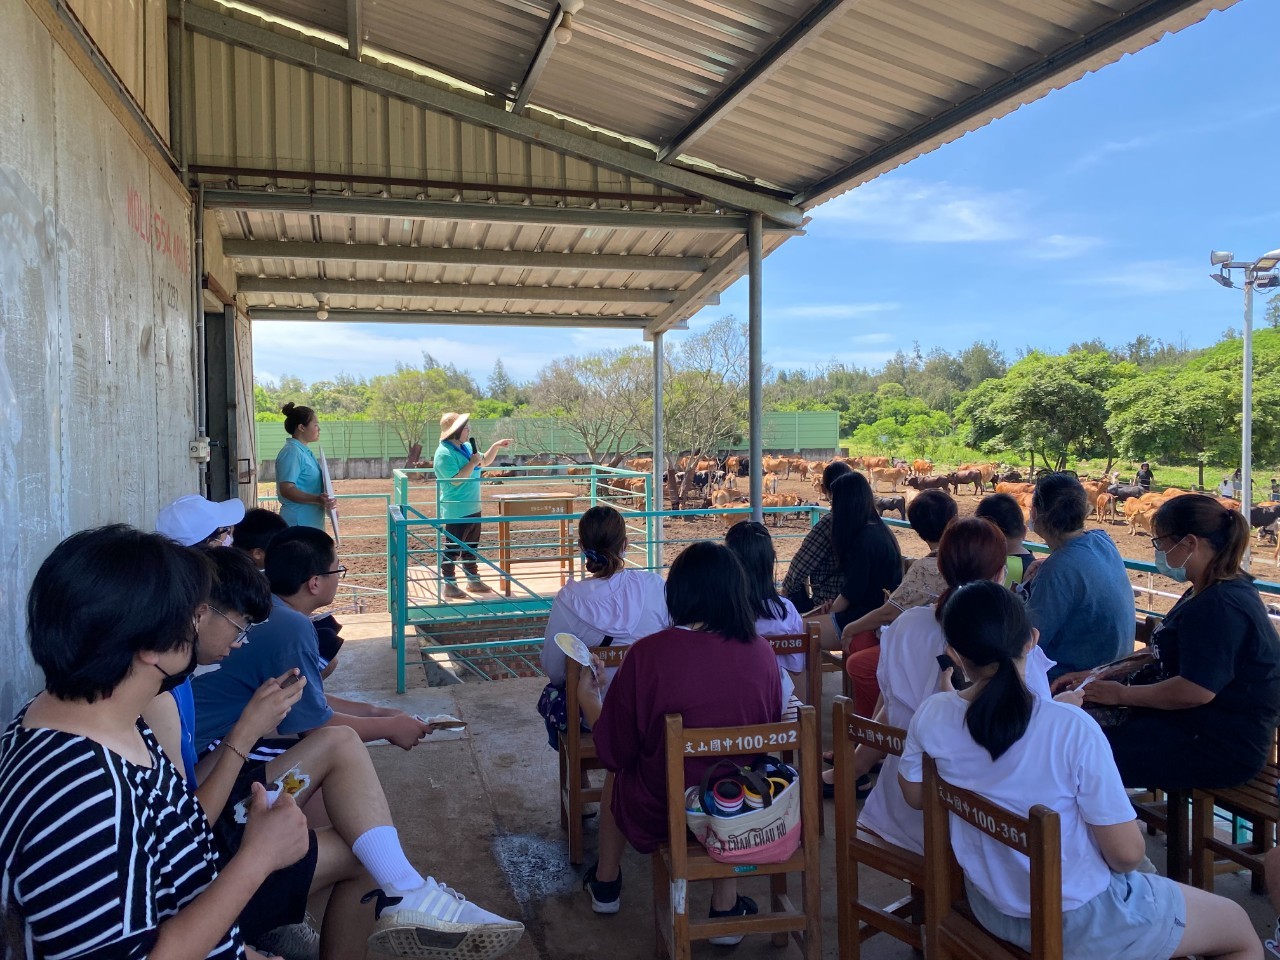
[940,580,1035,761]
[1153,494,1251,582]
[963,657,1033,762]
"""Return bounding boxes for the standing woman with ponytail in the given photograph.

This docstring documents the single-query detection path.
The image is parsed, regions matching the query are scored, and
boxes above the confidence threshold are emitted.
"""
[899,581,1259,960]
[1072,495,1280,791]
[274,403,336,529]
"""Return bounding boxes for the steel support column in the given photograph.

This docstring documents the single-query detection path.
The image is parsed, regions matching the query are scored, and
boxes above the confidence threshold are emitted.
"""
[748,212,764,523]
[1242,274,1254,570]
[652,331,665,569]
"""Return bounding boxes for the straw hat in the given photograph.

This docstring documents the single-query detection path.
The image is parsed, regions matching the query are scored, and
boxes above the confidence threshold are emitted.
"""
[439,411,470,442]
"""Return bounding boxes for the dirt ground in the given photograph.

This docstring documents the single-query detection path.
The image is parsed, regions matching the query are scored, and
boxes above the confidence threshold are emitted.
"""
[305,472,1279,618]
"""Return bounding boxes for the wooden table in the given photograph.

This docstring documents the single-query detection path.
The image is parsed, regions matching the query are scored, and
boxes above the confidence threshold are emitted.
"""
[492,492,578,597]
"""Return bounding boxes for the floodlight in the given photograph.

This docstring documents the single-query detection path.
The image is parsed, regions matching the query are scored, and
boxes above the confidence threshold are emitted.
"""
[1210,251,1234,266]
[1256,274,1280,290]
[1210,272,1235,288]
[1254,248,1280,272]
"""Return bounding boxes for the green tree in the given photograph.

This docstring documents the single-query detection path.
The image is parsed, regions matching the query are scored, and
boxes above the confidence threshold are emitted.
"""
[529,347,651,464]
[487,359,518,402]
[1265,293,1280,330]
[368,356,479,460]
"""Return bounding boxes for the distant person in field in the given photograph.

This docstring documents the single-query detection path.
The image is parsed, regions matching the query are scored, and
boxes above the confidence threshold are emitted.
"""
[1136,461,1154,492]
[432,411,513,600]
[275,403,337,530]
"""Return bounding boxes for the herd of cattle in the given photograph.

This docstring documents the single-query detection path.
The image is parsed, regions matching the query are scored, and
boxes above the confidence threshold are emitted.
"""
[606,454,1280,552]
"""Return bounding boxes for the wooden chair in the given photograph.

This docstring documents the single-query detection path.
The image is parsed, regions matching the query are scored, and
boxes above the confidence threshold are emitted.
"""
[652,707,821,960]
[769,624,824,834]
[922,755,1063,960]
[832,696,923,960]
[560,644,630,865]
[1190,727,1280,894]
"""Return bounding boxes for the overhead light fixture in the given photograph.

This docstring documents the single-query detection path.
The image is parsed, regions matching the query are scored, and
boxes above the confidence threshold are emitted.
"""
[1255,248,1280,272]
[554,0,585,44]
[1210,272,1234,288]
[315,293,328,320]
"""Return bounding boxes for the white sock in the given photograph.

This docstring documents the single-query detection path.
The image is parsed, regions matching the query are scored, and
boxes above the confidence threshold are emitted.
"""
[351,826,426,893]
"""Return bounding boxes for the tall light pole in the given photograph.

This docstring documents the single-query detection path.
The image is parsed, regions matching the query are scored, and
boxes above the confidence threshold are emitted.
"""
[1209,248,1280,569]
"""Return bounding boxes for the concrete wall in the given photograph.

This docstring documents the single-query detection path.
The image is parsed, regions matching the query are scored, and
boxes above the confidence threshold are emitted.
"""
[0,0,197,718]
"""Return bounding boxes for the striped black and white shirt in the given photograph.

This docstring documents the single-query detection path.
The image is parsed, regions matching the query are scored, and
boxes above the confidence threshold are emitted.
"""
[0,708,243,960]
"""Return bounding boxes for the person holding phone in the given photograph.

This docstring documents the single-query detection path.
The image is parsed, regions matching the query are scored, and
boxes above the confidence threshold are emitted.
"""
[433,411,513,600]
[144,545,525,959]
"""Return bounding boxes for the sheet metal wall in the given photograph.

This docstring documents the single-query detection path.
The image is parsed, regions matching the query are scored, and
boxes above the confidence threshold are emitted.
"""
[0,0,196,715]
[67,0,170,141]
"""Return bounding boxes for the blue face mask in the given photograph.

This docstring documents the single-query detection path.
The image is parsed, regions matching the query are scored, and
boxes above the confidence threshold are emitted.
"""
[1025,518,1035,535]
[1154,542,1189,583]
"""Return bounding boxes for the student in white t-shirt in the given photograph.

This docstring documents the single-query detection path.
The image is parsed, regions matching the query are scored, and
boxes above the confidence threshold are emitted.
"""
[540,505,670,687]
[898,581,1258,960]
[837,516,1056,849]
[726,521,805,669]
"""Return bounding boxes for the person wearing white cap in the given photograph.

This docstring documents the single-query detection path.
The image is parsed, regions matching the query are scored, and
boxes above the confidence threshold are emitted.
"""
[157,494,247,547]
[433,412,512,600]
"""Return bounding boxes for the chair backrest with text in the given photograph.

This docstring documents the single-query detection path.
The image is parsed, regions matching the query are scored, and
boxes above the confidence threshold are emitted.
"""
[922,755,1063,960]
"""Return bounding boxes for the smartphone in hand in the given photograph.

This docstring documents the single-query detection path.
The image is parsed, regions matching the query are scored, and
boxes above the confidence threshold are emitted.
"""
[936,654,972,691]
[281,672,301,688]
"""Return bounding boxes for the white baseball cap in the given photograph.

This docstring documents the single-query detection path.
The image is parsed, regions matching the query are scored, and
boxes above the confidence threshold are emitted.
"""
[157,495,246,547]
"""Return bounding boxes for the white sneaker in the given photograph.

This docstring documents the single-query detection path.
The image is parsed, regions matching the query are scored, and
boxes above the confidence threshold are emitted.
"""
[364,879,524,959]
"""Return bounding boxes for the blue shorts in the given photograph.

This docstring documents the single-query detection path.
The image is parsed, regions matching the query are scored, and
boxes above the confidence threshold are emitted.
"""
[967,870,1186,960]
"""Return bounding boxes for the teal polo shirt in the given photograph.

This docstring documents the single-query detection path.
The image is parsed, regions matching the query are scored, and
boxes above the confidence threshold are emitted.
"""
[275,437,326,529]
[433,440,481,519]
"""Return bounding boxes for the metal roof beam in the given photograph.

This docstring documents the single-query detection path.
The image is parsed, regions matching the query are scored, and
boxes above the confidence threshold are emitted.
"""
[181,4,802,227]
[202,189,798,234]
[793,0,1215,207]
[240,277,680,304]
[658,0,862,163]
[511,3,562,115]
[222,240,711,273]
[346,0,363,59]
[250,308,682,331]
[646,238,749,335]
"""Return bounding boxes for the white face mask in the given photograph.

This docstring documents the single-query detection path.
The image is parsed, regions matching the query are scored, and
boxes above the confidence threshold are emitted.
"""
[219,533,233,547]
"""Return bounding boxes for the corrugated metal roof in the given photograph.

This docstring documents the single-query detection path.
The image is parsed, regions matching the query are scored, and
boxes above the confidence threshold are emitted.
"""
[182,0,1235,331]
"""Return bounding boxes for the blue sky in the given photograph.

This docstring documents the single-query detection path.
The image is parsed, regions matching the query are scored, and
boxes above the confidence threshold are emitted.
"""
[253,0,1279,387]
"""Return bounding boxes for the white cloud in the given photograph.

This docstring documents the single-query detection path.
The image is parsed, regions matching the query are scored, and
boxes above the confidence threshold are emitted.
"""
[1067,136,1156,172]
[772,302,900,320]
[1062,259,1206,295]
[767,347,898,369]
[816,178,1027,243]
[1027,234,1105,260]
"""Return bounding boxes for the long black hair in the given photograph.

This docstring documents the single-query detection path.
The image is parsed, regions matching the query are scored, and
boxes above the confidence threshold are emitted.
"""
[940,580,1034,761]
[829,471,882,566]
[665,541,757,642]
[724,521,788,621]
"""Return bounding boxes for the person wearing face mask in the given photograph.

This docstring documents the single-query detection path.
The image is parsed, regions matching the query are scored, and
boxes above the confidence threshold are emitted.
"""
[158,493,247,549]
[1019,472,1133,680]
[0,525,309,960]
[1058,494,1280,791]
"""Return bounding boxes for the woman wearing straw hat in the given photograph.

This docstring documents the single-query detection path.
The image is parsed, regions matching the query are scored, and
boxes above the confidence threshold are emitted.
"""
[433,411,513,600]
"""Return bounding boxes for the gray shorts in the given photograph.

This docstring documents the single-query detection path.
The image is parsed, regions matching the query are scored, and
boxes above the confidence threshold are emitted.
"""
[967,870,1186,960]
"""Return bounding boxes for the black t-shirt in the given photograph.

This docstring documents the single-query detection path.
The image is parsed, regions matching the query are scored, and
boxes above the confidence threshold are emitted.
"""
[1149,576,1280,769]
[833,521,903,631]
[1136,468,1153,490]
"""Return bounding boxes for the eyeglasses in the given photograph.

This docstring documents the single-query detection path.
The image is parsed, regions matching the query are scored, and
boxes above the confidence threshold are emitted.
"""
[1149,534,1183,551]
[209,605,253,645]
[319,565,347,580]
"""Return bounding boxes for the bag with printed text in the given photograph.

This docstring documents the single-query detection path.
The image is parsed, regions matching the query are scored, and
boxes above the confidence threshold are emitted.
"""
[683,756,801,865]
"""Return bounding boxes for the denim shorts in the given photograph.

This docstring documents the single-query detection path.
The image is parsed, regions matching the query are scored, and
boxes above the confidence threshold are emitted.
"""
[966,870,1186,960]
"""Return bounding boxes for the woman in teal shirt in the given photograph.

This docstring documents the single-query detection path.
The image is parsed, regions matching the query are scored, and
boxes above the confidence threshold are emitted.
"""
[275,402,336,529]
[434,411,512,599]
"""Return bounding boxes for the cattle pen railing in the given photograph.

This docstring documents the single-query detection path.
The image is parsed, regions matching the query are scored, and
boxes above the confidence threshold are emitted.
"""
[385,501,1280,694]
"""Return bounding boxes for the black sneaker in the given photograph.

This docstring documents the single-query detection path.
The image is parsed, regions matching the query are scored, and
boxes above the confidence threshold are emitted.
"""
[708,895,758,945]
[822,773,871,800]
[582,863,621,915]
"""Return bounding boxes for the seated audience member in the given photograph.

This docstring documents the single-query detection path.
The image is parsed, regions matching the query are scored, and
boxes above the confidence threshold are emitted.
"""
[540,505,668,686]
[782,460,852,613]
[144,547,524,959]
[1265,846,1280,958]
[575,542,782,936]
[725,520,804,664]
[840,489,957,716]
[899,581,1259,960]
[1057,494,1280,791]
[538,504,669,748]
[0,524,307,960]
[233,507,288,570]
[194,526,429,753]
[823,471,903,650]
[1022,472,1133,679]
[830,521,1057,846]
[976,492,1037,587]
[158,493,246,547]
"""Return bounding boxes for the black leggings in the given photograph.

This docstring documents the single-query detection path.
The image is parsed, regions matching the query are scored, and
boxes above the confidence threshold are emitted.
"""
[1105,713,1260,791]
[441,513,482,581]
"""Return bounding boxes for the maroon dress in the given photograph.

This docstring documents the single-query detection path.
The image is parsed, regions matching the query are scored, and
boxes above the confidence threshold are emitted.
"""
[593,626,783,853]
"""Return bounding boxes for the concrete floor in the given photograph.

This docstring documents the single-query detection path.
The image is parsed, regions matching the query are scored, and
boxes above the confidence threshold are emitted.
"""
[329,614,1278,959]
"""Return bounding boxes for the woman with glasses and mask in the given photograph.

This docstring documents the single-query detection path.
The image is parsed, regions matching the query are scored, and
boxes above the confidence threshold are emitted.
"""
[0,525,311,960]
[1057,494,1280,791]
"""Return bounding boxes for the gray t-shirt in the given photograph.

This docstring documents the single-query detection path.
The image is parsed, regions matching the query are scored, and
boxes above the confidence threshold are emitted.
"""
[1025,529,1134,678]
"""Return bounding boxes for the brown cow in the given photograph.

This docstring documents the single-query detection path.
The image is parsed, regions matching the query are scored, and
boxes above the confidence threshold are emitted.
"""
[911,459,933,477]
[625,457,652,473]
[788,459,811,480]
[1094,492,1114,524]
[947,469,984,496]
[870,466,909,491]
[762,455,791,478]
[1129,505,1157,537]
[995,481,1034,497]
[906,475,952,492]
[862,456,890,470]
